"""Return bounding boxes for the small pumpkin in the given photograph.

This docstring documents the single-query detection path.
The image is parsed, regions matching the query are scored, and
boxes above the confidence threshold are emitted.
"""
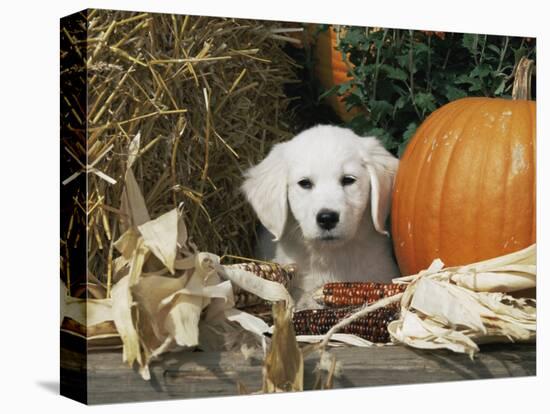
[310,25,364,122]
[391,57,536,276]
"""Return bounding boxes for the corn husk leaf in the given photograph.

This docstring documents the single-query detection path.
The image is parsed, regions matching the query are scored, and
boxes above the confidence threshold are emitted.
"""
[101,145,294,379]
[262,301,303,393]
[87,298,114,327]
[137,208,179,274]
[294,334,376,347]
[156,254,221,347]
[111,227,140,281]
[386,245,537,357]
[395,244,536,292]
[110,240,236,378]
[109,245,284,379]
[108,164,278,378]
[113,227,140,261]
[218,265,294,306]
[119,133,150,232]
[60,280,114,329]
[111,275,143,373]
[120,167,150,231]
[223,308,270,337]
[127,237,149,286]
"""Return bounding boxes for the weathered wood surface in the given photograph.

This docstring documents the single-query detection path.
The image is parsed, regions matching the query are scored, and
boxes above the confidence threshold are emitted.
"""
[61,342,536,404]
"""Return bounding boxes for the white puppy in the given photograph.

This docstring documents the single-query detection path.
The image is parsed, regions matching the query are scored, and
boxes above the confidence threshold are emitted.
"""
[242,125,401,309]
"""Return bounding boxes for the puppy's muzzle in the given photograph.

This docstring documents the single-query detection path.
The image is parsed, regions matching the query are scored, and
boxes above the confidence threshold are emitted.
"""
[316,209,339,230]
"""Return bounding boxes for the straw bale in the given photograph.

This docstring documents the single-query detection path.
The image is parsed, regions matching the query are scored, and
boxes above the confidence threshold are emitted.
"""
[62,9,300,285]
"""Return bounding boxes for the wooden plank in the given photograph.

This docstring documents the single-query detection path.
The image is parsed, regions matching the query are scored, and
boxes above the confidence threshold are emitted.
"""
[60,343,535,404]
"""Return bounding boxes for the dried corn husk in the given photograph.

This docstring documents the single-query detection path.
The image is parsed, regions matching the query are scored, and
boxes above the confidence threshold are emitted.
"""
[60,147,295,380]
[388,278,535,357]
[395,244,536,293]
[313,245,536,357]
[262,301,304,393]
[108,224,294,379]
[228,262,295,308]
[60,280,113,328]
[387,246,536,357]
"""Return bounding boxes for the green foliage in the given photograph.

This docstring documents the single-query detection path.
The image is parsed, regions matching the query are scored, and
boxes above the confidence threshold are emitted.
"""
[322,28,536,156]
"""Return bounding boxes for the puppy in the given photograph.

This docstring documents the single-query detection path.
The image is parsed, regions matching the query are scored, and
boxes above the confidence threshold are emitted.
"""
[242,125,401,309]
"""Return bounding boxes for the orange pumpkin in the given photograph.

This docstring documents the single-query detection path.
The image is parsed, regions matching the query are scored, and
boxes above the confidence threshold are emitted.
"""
[391,57,536,276]
[310,25,364,122]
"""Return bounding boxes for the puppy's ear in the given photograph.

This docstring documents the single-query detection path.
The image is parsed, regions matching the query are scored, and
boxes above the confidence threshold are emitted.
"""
[241,143,288,241]
[360,138,399,236]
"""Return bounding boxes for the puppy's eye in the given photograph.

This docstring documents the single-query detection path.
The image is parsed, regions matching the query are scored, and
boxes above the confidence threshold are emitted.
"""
[341,175,357,186]
[298,178,313,189]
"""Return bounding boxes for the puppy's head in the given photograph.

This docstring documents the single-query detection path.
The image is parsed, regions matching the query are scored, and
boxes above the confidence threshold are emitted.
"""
[242,125,399,245]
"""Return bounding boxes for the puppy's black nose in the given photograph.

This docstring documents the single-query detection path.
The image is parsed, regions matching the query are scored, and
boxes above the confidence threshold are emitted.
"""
[316,209,339,230]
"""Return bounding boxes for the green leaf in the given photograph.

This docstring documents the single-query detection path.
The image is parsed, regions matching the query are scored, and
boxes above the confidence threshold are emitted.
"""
[414,42,430,56]
[307,27,534,160]
[403,122,418,141]
[347,115,373,136]
[414,92,436,113]
[470,64,492,79]
[365,127,386,138]
[444,85,468,101]
[344,89,365,109]
[317,85,339,102]
[337,81,353,95]
[394,95,408,110]
[398,122,418,156]
[369,129,397,151]
[383,65,407,81]
[398,141,410,157]
[343,28,365,47]
[455,74,483,93]
[455,74,471,84]
[487,44,501,55]
[462,33,477,53]
[396,54,409,68]
[493,78,506,96]
[369,100,394,122]
[513,46,528,64]
[467,78,483,92]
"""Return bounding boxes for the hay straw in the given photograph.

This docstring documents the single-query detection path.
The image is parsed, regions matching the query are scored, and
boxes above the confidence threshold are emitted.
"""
[61,10,300,287]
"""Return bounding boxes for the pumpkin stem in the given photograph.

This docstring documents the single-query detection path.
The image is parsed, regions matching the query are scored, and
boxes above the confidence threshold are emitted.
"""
[512,56,535,100]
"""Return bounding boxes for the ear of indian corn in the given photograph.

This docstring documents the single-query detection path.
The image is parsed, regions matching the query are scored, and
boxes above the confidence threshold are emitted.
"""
[292,306,399,343]
[227,262,296,308]
[313,282,406,308]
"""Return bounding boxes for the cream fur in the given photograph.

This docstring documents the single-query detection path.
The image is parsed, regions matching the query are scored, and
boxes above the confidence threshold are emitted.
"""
[242,125,401,309]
